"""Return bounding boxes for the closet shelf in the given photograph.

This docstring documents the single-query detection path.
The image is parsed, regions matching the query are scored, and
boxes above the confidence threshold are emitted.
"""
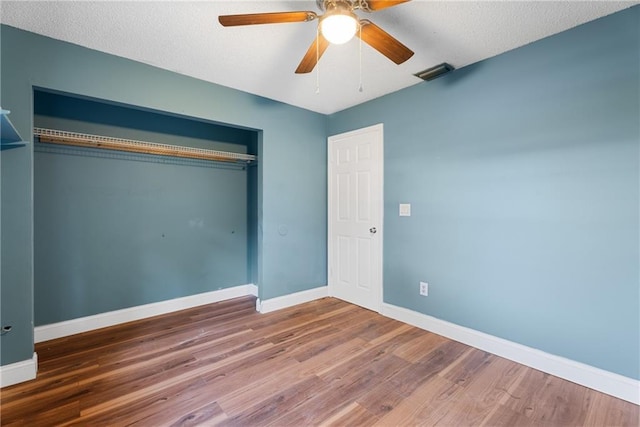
[33,128,256,164]
[1,109,28,149]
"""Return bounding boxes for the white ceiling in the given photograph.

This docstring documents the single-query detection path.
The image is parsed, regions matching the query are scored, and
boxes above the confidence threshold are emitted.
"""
[1,1,637,114]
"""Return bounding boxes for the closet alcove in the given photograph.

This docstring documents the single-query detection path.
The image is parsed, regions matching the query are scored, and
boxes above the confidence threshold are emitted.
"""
[33,89,259,326]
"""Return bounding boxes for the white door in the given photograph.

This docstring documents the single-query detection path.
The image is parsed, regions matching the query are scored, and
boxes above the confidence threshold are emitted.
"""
[328,124,383,312]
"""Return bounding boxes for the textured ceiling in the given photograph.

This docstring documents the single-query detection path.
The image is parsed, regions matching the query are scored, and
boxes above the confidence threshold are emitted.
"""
[1,1,637,114]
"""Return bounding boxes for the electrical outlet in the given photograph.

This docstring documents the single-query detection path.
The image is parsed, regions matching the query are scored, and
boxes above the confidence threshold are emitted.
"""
[419,281,429,296]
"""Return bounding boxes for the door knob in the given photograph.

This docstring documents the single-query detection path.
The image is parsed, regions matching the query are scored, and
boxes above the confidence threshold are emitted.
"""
[370,227,377,234]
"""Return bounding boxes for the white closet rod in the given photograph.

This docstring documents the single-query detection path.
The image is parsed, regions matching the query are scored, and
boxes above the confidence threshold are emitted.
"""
[33,128,256,164]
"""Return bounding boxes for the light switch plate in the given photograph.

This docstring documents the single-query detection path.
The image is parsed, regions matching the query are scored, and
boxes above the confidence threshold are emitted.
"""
[399,203,411,217]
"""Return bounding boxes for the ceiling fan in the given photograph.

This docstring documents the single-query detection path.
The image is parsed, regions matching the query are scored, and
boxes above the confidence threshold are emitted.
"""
[218,0,414,74]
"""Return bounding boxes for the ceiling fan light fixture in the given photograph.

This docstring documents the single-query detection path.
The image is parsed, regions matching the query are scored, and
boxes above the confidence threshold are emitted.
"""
[219,0,415,74]
[320,9,358,44]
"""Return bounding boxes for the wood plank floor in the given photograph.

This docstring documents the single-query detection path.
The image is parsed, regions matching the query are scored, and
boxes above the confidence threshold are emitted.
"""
[1,296,638,426]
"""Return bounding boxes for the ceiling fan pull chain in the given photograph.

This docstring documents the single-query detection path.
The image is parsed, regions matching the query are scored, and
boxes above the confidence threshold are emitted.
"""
[358,24,363,92]
[316,26,321,94]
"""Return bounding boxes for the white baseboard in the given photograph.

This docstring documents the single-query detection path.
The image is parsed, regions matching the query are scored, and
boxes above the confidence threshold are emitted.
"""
[0,352,37,388]
[35,284,259,343]
[381,303,639,405]
[258,286,328,314]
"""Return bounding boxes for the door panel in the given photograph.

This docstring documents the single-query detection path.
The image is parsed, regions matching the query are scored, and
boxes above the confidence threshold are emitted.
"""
[328,124,383,311]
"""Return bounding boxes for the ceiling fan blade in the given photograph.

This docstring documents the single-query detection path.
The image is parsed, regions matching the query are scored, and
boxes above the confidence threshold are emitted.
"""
[363,0,411,11]
[357,20,414,64]
[219,11,317,27]
[295,34,330,74]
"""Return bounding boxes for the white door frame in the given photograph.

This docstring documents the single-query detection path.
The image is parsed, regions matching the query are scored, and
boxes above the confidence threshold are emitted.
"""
[327,123,384,312]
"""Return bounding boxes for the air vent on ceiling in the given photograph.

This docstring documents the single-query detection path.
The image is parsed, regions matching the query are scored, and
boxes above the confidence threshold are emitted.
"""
[414,63,454,81]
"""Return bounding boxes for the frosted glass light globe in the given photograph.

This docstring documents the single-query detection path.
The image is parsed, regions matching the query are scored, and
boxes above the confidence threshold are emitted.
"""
[321,13,357,45]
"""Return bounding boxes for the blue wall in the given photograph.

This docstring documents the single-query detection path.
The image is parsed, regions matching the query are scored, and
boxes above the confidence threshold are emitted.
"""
[328,7,639,379]
[33,91,255,325]
[1,25,327,365]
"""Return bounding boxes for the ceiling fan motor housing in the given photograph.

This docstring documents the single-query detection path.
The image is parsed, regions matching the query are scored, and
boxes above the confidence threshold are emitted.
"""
[317,0,374,13]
